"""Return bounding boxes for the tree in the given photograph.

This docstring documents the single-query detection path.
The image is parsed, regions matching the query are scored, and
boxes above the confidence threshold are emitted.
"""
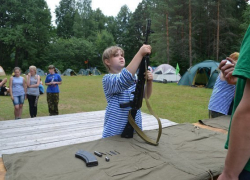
[189,0,192,66]
[216,0,220,61]
[0,0,52,69]
[115,5,132,48]
[55,0,76,39]
[94,30,116,72]
[126,0,154,64]
[45,37,96,71]
[240,4,250,36]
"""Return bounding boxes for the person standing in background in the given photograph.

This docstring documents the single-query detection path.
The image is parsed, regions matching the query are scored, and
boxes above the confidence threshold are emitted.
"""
[208,52,239,118]
[26,66,40,118]
[9,67,26,120]
[45,65,62,116]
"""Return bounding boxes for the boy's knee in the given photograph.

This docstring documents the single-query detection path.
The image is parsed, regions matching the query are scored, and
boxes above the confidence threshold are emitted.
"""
[14,105,19,110]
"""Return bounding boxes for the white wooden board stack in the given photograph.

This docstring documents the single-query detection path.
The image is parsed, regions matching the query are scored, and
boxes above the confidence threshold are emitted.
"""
[0,110,177,157]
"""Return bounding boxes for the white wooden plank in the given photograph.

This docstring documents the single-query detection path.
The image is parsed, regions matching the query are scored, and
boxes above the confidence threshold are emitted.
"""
[0,121,175,149]
[0,111,106,129]
[0,110,176,157]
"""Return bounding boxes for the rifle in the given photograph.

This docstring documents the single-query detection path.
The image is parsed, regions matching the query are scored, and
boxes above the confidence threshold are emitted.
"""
[120,19,162,146]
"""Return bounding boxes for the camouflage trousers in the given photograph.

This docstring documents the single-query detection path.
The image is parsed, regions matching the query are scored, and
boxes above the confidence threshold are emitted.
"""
[47,93,59,116]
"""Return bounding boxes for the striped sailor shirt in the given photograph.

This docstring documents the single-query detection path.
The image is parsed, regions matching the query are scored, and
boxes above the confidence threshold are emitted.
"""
[102,68,142,138]
[208,73,236,115]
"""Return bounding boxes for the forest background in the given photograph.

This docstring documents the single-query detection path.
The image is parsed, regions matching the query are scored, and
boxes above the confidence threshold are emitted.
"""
[1,0,250,74]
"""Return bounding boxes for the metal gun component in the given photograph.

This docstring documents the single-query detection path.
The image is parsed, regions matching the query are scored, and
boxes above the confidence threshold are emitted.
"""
[110,151,116,155]
[114,150,120,154]
[75,150,98,167]
[105,156,110,162]
[94,151,102,157]
[99,152,106,155]
[106,152,112,156]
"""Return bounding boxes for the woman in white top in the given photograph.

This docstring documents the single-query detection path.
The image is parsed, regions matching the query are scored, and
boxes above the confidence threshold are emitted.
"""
[26,66,40,118]
[9,67,26,120]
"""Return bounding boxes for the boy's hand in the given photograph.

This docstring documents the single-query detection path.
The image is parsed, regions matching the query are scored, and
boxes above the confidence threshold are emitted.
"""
[139,44,151,57]
[145,70,153,82]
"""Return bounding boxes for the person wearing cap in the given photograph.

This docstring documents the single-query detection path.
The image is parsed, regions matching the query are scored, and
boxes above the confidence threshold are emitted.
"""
[45,65,62,116]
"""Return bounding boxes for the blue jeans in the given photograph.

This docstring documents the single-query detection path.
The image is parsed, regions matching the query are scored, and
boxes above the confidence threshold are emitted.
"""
[13,95,25,106]
[239,169,250,180]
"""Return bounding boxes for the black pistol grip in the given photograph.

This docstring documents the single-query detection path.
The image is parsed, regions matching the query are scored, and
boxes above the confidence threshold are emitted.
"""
[75,150,98,167]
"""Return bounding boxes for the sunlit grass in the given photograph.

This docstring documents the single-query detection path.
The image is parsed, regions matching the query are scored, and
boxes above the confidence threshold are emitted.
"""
[0,75,212,123]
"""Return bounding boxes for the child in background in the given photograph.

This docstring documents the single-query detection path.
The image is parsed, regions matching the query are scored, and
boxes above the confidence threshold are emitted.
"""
[45,65,62,116]
[208,52,239,118]
[102,45,153,138]
[0,78,10,96]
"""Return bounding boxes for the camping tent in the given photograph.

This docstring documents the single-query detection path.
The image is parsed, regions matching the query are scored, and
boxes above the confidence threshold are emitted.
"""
[0,66,6,76]
[78,69,87,75]
[91,67,101,75]
[55,68,61,75]
[62,69,77,76]
[153,64,181,83]
[178,60,220,88]
[78,68,101,76]
[25,68,46,76]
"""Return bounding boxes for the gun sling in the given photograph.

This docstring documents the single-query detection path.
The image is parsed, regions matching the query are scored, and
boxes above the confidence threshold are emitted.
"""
[127,63,162,146]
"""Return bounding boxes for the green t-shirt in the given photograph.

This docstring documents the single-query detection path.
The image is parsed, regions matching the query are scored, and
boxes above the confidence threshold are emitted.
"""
[225,25,250,171]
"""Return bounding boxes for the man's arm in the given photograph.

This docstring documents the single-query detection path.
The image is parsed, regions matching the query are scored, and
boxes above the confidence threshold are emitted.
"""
[218,79,250,180]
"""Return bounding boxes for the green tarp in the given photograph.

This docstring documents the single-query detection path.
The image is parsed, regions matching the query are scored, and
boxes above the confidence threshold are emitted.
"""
[3,124,227,180]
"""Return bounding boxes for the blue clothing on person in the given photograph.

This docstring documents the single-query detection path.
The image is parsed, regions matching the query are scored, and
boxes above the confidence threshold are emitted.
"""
[12,77,25,97]
[45,74,62,93]
[102,68,142,138]
[208,73,236,115]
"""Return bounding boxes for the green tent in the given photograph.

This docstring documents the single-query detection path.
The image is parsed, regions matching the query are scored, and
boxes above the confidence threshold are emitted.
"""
[91,67,101,75]
[55,68,61,75]
[25,68,46,76]
[78,68,101,76]
[178,60,220,88]
[62,69,77,76]
[78,69,87,76]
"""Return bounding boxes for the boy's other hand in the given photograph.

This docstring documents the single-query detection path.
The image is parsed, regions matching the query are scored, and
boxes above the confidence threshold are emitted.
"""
[145,70,153,82]
[139,44,151,57]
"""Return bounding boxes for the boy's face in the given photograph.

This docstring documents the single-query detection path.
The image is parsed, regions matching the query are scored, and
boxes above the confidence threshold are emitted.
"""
[48,68,55,74]
[106,50,125,71]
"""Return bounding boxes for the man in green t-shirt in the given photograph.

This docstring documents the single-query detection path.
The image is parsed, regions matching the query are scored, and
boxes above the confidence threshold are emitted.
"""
[218,25,250,180]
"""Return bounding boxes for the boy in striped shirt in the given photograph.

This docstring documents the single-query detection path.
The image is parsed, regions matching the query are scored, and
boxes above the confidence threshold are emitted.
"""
[102,45,153,138]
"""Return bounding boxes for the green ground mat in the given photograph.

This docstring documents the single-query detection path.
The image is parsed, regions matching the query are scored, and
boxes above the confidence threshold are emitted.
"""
[198,115,231,131]
[3,123,227,180]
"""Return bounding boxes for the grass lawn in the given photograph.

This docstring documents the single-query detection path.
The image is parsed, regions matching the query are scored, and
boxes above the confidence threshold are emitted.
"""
[0,75,213,123]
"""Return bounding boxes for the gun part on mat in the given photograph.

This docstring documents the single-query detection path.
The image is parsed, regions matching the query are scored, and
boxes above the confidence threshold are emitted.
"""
[75,150,98,167]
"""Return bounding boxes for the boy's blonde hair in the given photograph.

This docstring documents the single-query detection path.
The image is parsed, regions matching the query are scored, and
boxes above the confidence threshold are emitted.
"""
[229,52,239,61]
[102,46,124,72]
[29,65,37,73]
